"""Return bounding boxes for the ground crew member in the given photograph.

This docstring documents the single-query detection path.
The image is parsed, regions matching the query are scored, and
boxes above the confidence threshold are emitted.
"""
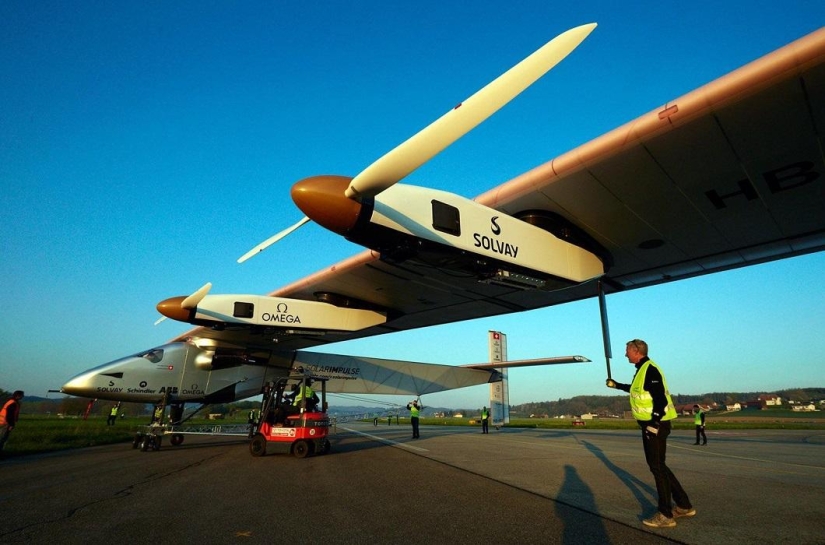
[0,390,24,453]
[607,339,695,528]
[151,404,163,424]
[481,406,490,434]
[272,384,299,425]
[107,405,119,426]
[247,408,258,437]
[693,404,707,445]
[293,380,319,411]
[407,399,422,439]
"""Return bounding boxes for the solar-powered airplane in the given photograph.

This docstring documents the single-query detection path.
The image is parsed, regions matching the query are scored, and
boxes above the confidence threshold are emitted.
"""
[61,23,825,422]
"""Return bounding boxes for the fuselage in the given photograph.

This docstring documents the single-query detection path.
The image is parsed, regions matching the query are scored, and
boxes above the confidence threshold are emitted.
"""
[61,342,286,404]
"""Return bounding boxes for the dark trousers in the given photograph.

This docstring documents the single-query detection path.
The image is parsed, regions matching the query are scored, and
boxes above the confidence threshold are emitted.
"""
[0,425,11,451]
[695,425,707,444]
[640,420,692,518]
[411,416,419,438]
[482,418,489,433]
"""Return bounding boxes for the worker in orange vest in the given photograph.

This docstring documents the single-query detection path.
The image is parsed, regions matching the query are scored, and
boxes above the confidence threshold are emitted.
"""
[0,390,24,453]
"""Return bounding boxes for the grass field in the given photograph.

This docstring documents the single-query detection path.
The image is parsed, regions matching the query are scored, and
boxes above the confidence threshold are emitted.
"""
[1,415,254,457]
[2,412,823,458]
[2,416,141,456]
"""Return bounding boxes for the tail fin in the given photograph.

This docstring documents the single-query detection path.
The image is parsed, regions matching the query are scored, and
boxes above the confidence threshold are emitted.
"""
[489,369,510,427]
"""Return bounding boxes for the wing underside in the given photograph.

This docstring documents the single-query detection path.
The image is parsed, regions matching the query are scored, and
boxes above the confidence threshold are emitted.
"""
[173,27,825,353]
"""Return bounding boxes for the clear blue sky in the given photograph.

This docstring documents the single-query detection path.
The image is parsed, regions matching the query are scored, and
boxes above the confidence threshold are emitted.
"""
[2,2,824,409]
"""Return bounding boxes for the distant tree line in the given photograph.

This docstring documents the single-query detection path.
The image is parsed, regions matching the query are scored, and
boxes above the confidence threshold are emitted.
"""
[500,387,825,418]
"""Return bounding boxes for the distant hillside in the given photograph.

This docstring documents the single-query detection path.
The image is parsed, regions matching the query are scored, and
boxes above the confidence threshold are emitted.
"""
[336,387,825,417]
[505,387,825,418]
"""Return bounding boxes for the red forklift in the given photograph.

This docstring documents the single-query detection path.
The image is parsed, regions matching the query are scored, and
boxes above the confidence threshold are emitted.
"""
[249,372,331,458]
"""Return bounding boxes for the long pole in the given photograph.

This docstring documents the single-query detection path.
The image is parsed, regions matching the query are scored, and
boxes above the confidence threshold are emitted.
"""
[598,280,613,380]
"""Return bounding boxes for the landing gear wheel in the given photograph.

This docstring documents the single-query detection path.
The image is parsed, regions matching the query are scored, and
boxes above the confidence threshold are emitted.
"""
[132,433,142,449]
[170,434,184,446]
[152,435,162,451]
[249,434,267,457]
[140,435,151,452]
[293,440,310,458]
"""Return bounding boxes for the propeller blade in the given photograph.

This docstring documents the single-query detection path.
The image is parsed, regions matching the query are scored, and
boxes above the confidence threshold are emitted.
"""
[180,282,213,309]
[153,316,168,326]
[344,23,597,200]
[237,216,311,263]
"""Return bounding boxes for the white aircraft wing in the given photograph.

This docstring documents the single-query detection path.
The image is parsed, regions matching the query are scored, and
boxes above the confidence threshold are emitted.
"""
[287,352,589,396]
[171,27,825,356]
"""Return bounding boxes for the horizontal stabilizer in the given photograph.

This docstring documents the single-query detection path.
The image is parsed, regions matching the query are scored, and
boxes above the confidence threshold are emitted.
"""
[466,355,590,370]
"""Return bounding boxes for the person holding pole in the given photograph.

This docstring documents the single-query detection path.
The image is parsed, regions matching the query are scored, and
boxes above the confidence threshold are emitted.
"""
[606,339,695,528]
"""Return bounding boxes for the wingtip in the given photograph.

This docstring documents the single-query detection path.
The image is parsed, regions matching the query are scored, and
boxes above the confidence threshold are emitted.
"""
[237,250,256,264]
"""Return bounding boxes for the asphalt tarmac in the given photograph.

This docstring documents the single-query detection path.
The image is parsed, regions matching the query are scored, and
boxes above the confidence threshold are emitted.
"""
[1,423,823,544]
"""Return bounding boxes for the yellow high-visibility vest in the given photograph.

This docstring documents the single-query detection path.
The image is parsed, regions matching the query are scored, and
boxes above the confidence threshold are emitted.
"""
[293,386,315,406]
[629,360,677,421]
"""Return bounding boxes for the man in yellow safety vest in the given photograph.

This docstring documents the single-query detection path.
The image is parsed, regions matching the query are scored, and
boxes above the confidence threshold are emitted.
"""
[406,399,422,439]
[293,380,319,412]
[107,405,119,426]
[607,339,696,529]
[693,404,707,445]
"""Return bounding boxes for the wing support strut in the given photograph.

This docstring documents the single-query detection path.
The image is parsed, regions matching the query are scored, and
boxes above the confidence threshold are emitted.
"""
[598,280,613,381]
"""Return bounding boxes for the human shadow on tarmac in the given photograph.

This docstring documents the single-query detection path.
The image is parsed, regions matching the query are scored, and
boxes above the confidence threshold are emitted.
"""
[581,440,656,520]
[555,464,611,544]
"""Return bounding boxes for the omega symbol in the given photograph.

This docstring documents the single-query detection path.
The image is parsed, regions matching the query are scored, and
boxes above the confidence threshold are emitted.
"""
[276,302,289,313]
[490,216,501,235]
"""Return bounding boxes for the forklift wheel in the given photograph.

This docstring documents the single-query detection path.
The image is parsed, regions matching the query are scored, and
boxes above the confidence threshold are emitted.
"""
[293,440,310,458]
[319,439,331,455]
[249,434,267,457]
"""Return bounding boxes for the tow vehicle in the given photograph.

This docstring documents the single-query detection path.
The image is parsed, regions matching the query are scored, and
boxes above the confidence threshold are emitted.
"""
[249,372,331,458]
[131,397,254,452]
